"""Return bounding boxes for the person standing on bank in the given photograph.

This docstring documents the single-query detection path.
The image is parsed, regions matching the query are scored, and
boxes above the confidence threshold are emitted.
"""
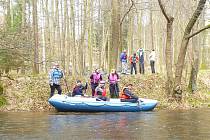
[108,69,120,98]
[137,48,145,74]
[120,50,128,74]
[90,68,103,97]
[129,53,139,75]
[49,63,64,97]
[149,49,156,73]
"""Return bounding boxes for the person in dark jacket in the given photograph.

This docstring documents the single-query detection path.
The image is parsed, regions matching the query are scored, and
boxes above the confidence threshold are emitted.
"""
[129,53,139,75]
[137,48,145,74]
[72,80,88,97]
[120,84,138,103]
[95,81,108,101]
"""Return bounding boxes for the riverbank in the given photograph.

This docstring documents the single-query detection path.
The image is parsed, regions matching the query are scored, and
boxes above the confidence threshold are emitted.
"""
[0,71,209,112]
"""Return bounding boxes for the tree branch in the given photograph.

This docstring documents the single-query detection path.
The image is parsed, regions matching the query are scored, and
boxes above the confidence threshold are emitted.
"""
[157,0,170,23]
[186,24,210,39]
[120,0,135,26]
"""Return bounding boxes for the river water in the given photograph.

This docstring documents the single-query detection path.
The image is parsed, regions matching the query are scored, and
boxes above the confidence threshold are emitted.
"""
[0,109,210,140]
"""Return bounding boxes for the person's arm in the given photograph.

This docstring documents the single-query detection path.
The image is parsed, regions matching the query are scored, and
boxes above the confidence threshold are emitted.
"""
[72,87,76,96]
[124,89,132,97]
[116,73,120,80]
[136,56,139,63]
[61,70,64,78]
[129,56,132,63]
[90,74,93,80]
[100,74,102,81]
[84,82,88,89]
[95,87,103,94]
[120,53,123,61]
[49,70,53,85]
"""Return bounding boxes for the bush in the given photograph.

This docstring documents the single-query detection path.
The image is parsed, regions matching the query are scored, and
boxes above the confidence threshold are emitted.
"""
[0,82,3,95]
[0,96,7,107]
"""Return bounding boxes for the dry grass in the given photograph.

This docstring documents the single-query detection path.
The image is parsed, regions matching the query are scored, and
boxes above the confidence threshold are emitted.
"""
[0,72,209,112]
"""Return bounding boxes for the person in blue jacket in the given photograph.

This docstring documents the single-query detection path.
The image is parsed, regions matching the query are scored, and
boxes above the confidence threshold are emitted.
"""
[72,80,88,97]
[120,50,128,74]
[49,63,64,97]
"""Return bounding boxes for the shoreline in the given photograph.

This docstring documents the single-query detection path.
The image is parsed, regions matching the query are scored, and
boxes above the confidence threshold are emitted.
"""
[0,72,210,112]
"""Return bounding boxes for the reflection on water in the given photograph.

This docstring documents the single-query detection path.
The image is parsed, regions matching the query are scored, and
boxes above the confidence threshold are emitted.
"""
[0,109,210,140]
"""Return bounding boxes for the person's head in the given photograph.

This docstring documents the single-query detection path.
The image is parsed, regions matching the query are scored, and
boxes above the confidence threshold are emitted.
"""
[95,68,100,73]
[76,80,82,86]
[123,50,126,53]
[111,69,116,74]
[126,83,133,89]
[139,48,143,51]
[99,80,106,87]
[54,62,59,69]
[152,49,155,51]
[133,53,136,56]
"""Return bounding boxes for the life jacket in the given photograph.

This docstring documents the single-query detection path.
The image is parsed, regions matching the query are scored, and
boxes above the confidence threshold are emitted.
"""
[91,72,101,84]
[120,87,130,99]
[95,88,106,97]
[52,69,63,79]
[109,74,118,84]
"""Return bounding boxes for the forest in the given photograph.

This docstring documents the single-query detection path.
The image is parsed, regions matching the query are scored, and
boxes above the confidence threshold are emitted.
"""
[0,0,210,110]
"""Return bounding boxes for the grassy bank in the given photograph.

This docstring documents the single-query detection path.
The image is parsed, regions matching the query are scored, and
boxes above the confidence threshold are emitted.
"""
[0,71,209,112]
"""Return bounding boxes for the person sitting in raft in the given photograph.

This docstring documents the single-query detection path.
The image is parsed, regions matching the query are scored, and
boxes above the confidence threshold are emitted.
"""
[120,84,139,103]
[90,68,103,97]
[72,80,88,97]
[95,81,108,101]
[108,69,120,98]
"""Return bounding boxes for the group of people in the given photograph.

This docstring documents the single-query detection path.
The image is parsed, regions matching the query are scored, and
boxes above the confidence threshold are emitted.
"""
[49,64,138,103]
[120,48,156,75]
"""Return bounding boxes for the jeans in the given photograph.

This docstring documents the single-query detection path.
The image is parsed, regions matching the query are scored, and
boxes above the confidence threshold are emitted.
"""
[109,83,119,98]
[139,62,145,74]
[50,84,62,97]
[150,60,155,73]
[91,83,99,96]
[131,63,137,75]
[121,62,127,74]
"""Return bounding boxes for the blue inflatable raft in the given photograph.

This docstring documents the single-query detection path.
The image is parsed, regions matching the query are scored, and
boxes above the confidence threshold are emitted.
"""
[48,94,158,112]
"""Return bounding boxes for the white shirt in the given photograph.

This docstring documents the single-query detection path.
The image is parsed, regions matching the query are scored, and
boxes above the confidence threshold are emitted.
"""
[149,51,156,61]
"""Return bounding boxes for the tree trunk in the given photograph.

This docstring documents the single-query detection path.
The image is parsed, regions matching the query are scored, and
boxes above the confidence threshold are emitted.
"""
[158,0,174,95]
[78,0,87,75]
[55,0,61,61]
[50,0,55,59]
[32,0,39,74]
[41,0,46,73]
[110,0,120,71]
[70,0,76,76]
[150,6,154,50]
[165,19,174,95]
[174,0,207,99]
[21,0,26,28]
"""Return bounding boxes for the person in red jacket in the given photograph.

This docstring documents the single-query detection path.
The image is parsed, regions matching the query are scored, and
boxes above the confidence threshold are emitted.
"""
[120,84,138,103]
[129,53,139,75]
